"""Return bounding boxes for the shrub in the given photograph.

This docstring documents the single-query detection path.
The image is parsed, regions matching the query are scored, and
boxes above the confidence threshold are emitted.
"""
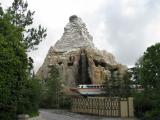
[134,89,160,120]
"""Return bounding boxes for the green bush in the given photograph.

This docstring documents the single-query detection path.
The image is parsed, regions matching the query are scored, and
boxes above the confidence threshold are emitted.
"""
[59,94,71,109]
[145,108,160,120]
[134,89,160,120]
[17,78,42,117]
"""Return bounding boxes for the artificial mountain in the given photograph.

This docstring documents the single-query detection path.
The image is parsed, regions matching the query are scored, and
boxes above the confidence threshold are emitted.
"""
[36,15,127,93]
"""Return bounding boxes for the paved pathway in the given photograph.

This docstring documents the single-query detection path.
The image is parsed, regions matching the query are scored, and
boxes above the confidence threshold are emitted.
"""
[39,109,137,120]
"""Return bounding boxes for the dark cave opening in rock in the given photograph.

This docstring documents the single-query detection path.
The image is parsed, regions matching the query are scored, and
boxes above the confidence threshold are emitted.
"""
[77,50,91,85]
[58,61,63,65]
[68,62,73,66]
[93,59,106,68]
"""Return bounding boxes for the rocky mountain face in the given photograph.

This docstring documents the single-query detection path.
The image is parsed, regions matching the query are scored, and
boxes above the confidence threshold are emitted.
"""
[54,15,94,52]
[36,15,127,93]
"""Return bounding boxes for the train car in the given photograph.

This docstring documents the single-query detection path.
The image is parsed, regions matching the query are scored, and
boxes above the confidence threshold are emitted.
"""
[70,84,105,96]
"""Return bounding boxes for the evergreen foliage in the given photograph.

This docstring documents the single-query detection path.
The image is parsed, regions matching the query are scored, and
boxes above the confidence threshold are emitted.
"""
[132,43,160,120]
[0,0,46,119]
[17,78,42,117]
[6,0,47,51]
[43,65,61,108]
[40,65,71,109]
[105,69,131,97]
[140,43,160,89]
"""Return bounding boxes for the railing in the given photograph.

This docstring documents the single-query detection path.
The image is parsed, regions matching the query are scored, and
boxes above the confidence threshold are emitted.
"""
[71,97,134,117]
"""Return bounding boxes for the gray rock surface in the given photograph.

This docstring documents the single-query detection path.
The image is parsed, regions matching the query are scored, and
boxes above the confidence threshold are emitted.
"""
[53,15,94,52]
[36,15,127,93]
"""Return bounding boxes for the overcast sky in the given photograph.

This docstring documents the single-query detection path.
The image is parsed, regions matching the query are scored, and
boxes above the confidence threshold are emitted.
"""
[1,0,160,72]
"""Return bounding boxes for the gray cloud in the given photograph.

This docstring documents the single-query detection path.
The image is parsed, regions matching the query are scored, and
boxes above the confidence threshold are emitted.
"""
[102,0,160,66]
[1,0,160,71]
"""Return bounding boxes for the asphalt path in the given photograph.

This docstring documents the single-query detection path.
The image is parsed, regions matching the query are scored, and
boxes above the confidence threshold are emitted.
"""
[39,109,137,120]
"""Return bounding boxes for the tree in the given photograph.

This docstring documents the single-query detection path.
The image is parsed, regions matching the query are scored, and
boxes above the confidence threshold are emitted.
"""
[40,65,71,109]
[133,43,160,89]
[5,0,47,76]
[0,8,28,120]
[105,69,131,97]
[133,43,160,119]
[40,65,61,108]
[105,70,120,97]
[6,0,47,51]
[17,77,42,117]
[0,0,46,119]
[140,43,160,89]
[47,65,61,108]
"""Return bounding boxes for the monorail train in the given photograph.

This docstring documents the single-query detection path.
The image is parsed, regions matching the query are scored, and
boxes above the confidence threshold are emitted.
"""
[70,84,105,96]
